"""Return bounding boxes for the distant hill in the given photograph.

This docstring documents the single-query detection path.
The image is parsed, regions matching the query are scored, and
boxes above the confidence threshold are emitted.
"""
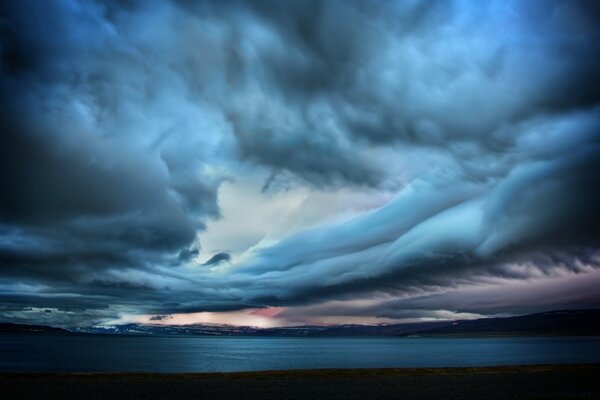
[0,322,74,335]
[3,309,600,337]
[77,320,452,337]
[3,321,441,336]
[405,309,600,337]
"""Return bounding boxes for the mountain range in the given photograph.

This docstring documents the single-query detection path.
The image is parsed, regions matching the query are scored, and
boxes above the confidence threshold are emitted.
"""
[2,309,599,337]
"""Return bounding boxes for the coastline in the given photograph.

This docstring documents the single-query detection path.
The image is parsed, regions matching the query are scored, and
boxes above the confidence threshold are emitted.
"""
[2,364,599,399]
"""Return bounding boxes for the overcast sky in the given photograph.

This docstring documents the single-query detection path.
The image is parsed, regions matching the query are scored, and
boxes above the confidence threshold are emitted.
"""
[1,0,600,328]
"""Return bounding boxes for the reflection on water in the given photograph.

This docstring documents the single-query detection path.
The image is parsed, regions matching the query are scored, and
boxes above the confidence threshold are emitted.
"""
[1,334,599,372]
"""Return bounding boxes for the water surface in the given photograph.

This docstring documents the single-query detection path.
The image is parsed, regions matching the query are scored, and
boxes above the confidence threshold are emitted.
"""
[1,334,599,372]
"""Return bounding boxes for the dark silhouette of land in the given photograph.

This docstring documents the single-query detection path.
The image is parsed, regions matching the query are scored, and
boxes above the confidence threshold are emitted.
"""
[1,364,599,399]
[0,323,74,334]
[3,309,600,337]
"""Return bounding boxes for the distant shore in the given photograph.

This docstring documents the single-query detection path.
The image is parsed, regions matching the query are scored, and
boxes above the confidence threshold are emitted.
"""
[2,364,599,400]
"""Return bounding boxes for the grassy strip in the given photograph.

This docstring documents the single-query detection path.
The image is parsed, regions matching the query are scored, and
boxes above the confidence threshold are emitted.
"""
[2,363,599,380]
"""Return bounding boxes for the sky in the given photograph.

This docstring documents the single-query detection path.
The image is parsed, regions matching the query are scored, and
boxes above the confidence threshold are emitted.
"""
[1,0,600,328]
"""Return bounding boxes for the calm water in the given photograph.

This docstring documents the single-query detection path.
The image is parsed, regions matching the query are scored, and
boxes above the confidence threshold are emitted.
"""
[1,334,599,372]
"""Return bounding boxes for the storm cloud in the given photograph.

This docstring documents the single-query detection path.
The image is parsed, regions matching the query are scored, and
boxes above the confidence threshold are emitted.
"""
[1,0,599,327]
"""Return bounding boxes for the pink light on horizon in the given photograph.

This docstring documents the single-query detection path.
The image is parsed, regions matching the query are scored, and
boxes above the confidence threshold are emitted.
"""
[117,307,291,328]
[247,307,286,318]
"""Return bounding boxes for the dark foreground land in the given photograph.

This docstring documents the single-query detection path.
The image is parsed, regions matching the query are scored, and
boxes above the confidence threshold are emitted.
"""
[1,364,599,400]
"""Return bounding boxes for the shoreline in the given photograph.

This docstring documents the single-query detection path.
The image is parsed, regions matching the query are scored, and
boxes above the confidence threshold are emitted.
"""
[2,364,599,399]
[2,363,600,377]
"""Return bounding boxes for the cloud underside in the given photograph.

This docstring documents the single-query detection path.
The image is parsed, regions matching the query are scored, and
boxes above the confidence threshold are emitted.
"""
[1,0,600,326]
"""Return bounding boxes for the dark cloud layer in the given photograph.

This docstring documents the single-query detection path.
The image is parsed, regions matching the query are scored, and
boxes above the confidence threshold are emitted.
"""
[202,252,231,267]
[1,0,599,326]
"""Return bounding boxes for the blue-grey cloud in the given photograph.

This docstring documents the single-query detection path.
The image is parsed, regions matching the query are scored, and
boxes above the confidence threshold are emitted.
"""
[202,252,231,267]
[0,0,599,326]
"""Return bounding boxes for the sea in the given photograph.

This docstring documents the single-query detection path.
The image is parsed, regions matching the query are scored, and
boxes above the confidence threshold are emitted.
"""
[1,334,599,372]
